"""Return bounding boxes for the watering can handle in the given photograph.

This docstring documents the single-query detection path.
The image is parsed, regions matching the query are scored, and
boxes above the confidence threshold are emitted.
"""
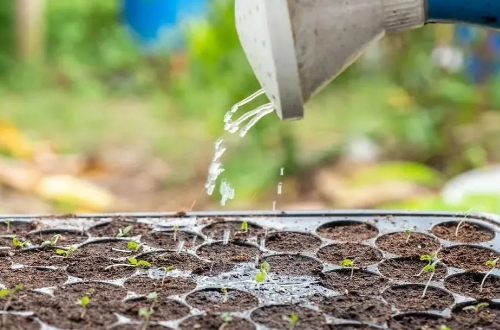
[426,0,500,29]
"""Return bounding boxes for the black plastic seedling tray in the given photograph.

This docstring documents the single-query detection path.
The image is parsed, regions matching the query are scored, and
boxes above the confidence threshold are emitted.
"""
[0,210,500,330]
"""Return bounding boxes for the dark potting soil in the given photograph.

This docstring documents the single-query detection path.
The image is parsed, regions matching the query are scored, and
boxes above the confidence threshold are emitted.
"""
[0,289,48,312]
[431,221,495,243]
[328,325,379,330]
[445,272,500,300]
[124,275,196,296]
[115,324,173,330]
[0,315,39,330]
[376,232,441,257]
[26,230,88,247]
[74,239,136,259]
[263,254,322,276]
[202,221,263,240]
[142,231,201,250]
[0,267,67,289]
[311,293,390,324]
[320,269,388,295]
[317,243,382,267]
[265,232,322,253]
[197,242,260,264]
[119,295,190,322]
[439,245,500,272]
[317,221,378,242]
[141,251,208,273]
[88,218,150,238]
[389,313,450,330]
[0,221,35,235]
[66,255,137,280]
[251,304,327,330]
[451,301,500,329]
[377,257,448,282]
[11,249,73,268]
[382,285,454,311]
[186,288,258,312]
[179,314,256,330]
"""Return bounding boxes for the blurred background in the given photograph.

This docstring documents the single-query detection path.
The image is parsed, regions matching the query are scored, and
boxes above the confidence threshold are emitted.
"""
[2,0,500,215]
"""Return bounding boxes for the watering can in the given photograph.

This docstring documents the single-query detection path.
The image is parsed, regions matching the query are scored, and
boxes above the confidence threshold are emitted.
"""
[235,0,500,120]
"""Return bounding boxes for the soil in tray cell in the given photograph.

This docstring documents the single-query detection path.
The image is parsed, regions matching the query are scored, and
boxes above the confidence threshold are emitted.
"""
[124,275,196,296]
[439,245,500,272]
[445,272,500,300]
[141,251,207,273]
[88,218,151,238]
[202,221,264,240]
[317,221,378,243]
[74,240,137,259]
[431,221,495,243]
[328,326,379,330]
[67,255,137,280]
[0,220,35,235]
[317,243,382,267]
[311,293,390,324]
[119,295,190,322]
[376,232,441,257]
[10,248,73,268]
[320,269,388,295]
[382,285,454,311]
[263,254,322,276]
[197,242,260,264]
[264,232,322,253]
[26,230,88,247]
[377,257,448,282]
[451,301,500,329]
[142,231,202,250]
[0,315,39,330]
[179,314,256,330]
[0,267,67,289]
[0,289,48,312]
[186,288,258,312]
[389,313,450,330]
[251,304,327,330]
[115,324,173,330]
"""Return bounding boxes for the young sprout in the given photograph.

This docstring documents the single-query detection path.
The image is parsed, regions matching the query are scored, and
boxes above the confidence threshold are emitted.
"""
[241,221,249,233]
[161,265,175,286]
[221,287,229,303]
[105,257,151,270]
[480,258,499,293]
[138,292,158,330]
[282,313,299,330]
[127,241,142,252]
[440,326,452,330]
[173,224,180,242]
[462,302,490,313]
[340,258,358,280]
[12,237,30,249]
[4,220,12,232]
[404,228,414,243]
[416,252,438,276]
[41,234,62,247]
[56,245,76,257]
[422,259,440,298]
[255,261,271,284]
[220,312,233,330]
[455,209,472,237]
[116,225,133,238]
[76,295,90,318]
[0,284,23,323]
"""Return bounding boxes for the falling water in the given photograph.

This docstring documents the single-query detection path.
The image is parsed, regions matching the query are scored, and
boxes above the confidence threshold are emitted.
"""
[280,167,284,176]
[205,138,227,196]
[277,182,283,195]
[176,239,185,254]
[220,179,235,206]
[223,229,231,245]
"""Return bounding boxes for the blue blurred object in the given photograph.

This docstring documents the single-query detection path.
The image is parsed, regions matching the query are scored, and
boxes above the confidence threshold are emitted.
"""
[123,0,209,51]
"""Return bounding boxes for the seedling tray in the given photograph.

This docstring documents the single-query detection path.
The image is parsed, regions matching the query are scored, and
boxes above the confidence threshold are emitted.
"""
[1,210,500,330]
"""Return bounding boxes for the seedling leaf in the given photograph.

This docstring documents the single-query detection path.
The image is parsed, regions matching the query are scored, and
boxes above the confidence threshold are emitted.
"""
[117,225,133,238]
[137,260,151,269]
[220,312,232,323]
[0,289,10,298]
[485,258,498,267]
[77,295,90,308]
[128,257,138,266]
[260,261,271,273]
[282,313,299,329]
[12,237,29,249]
[462,302,489,313]
[164,265,175,272]
[56,245,76,257]
[127,241,141,251]
[147,292,158,300]
[440,326,452,330]
[340,258,355,267]
[255,271,267,283]
[138,307,153,319]
[241,221,249,233]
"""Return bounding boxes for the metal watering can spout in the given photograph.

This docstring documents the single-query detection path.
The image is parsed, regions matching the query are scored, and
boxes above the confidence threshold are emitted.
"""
[235,0,500,120]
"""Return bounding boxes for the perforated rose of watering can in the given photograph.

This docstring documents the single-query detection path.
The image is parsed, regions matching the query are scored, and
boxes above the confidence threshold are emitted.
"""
[235,0,500,120]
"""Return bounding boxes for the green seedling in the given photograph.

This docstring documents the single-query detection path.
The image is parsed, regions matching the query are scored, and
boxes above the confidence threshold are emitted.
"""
[340,258,358,280]
[3,220,12,233]
[127,241,142,252]
[440,326,452,330]
[12,237,30,249]
[173,224,180,241]
[455,209,472,237]
[404,228,414,243]
[0,284,23,323]
[481,258,499,293]
[260,261,271,273]
[241,221,249,233]
[161,265,175,286]
[116,225,133,238]
[422,259,440,298]
[56,245,76,257]
[41,234,62,247]
[105,257,151,270]
[282,313,299,330]
[221,287,229,303]
[138,292,158,330]
[462,302,490,313]
[76,295,90,318]
[220,313,233,330]
[255,261,271,284]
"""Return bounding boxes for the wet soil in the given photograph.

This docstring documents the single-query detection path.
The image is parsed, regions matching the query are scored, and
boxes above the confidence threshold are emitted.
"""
[74,239,136,259]
[0,267,67,289]
[317,221,378,242]
[0,315,39,330]
[328,325,378,330]
[451,301,500,329]
[26,230,88,247]
[377,257,448,282]
[439,245,500,271]
[320,269,388,295]
[115,324,173,330]
[179,314,255,330]
[186,288,259,312]
[88,218,150,238]
[66,255,137,280]
[124,275,196,296]
[389,313,450,330]
[0,221,36,235]
[445,272,500,300]
[383,285,454,311]
[10,249,73,268]
[142,231,201,250]
[263,254,322,276]
[317,243,383,267]
[119,295,190,322]
[141,251,208,274]
[265,232,322,253]
[431,221,495,243]
[311,293,390,324]
[197,242,260,264]
[251,304,327,330]
[376,232,441,257]
[202,221,263,240]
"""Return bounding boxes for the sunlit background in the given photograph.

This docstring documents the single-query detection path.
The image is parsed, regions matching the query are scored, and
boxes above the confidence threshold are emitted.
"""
[1,0,500,214]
